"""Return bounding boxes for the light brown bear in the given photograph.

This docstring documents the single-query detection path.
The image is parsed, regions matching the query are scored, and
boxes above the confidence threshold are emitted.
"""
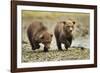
[27,21,53,52]
[54,19,75,51]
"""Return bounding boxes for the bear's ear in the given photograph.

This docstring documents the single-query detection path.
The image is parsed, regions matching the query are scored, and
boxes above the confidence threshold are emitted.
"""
[42,26,47,30]
[50,34,53,37]
[39,34,44,39]
[62,21,66,24]
[73,21,76,24]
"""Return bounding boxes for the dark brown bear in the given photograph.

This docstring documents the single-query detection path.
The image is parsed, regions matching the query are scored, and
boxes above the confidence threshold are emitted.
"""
[27,21,53,52]
[54,19,75,51]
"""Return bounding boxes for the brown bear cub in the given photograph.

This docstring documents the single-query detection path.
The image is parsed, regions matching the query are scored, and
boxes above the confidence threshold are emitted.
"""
[27,21,53,52]
[54,19,75,51]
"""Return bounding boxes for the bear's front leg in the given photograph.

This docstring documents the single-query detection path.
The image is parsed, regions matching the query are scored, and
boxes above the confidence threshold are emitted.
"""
[32,44,36,50]
[35,42,40,49]
[64,40,70,50]
[44,47,48,52]
[28,39,36,50]
[32,44,39,50]
[56,41,63,51]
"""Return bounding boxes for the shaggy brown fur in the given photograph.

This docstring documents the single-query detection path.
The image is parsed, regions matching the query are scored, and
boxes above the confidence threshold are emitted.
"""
[54,19,75,51]
[27,21,53,52]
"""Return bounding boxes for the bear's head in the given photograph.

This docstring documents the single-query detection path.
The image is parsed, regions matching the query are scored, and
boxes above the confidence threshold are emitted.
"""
[39,32,53,49]
[62,19,75,34]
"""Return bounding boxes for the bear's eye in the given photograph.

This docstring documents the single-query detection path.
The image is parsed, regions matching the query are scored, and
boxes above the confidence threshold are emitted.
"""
[71,25,74,28]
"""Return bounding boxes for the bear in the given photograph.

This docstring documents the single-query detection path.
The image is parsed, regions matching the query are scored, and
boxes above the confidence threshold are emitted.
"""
[27,21,53,52]
[54,19,75,51]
